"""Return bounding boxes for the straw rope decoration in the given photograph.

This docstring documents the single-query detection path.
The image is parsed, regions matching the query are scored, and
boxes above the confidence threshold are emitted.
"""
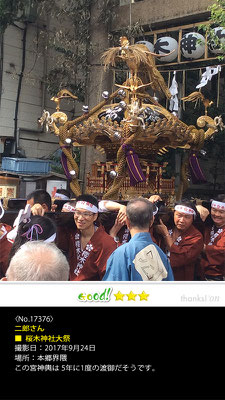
[103,122,142,200]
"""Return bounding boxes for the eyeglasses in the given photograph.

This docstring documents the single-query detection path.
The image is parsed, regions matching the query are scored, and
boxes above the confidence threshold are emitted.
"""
[74,210,95,219]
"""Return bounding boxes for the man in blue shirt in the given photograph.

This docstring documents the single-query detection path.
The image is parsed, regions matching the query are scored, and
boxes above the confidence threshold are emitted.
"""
[103,198,174,281]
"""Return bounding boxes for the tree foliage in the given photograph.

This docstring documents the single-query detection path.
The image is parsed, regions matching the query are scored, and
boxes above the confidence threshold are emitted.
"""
[209,0,225,26]
[0,0,93,99]
[0,0,30,32]
[200,0,225,58]
[0,0,145,99]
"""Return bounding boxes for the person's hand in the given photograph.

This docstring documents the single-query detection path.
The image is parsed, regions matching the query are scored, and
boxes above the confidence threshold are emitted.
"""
[148,195,162,203]
[117,205,127,224]
[109,216,125,238]
[155,219,173,249]
[155,219,169,237]
[196,205,209,222]
[51,203,58,212]
[31,203,45,216]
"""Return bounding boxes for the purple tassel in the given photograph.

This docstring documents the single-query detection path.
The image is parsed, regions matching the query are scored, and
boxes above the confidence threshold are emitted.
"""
[122,144,146,186]
[21,224,43,241]
[189,151,207,184]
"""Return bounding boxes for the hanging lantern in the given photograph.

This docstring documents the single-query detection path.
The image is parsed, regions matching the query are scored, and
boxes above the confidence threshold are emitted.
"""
[180,32,205,59]
[154,36,178,62]
[136,40,154,53]
[208,27,225,54]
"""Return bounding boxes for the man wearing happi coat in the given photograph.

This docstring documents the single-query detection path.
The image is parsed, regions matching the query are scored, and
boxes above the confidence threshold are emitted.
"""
[59,195,117,281]
[155,201,204,281]
[199,195,225,281]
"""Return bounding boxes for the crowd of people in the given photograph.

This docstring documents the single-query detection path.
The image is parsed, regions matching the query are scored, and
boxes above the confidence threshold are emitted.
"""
[0,188,224,282]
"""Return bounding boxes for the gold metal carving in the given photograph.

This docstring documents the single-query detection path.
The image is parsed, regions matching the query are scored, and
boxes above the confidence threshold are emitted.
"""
[38,38,223,199]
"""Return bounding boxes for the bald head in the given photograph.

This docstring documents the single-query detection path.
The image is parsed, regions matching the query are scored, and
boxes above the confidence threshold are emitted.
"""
[126,198,153,230]
[6,241,69,281]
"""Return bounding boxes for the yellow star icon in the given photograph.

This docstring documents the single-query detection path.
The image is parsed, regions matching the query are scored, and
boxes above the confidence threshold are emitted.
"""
[138,291,149,301]
[114,291,125,301]
[127,291,137,301]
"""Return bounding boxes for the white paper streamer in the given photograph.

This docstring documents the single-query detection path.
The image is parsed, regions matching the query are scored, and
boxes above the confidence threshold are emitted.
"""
[169,71,179,112]
[196,65,221,89]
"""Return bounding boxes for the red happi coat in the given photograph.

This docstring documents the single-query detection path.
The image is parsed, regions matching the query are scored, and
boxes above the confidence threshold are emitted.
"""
[199,225,225,279]
[168,225,204,281]
[0,223,12,277]
[117,225,130,245]
[68,224,117,281]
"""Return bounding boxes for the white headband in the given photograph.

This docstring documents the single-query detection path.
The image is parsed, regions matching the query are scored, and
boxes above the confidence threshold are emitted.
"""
[76,201,99,214]
[62,203,76,212]
[211,200,225,211]
[153,206,158,216]
[175,205,196,216]
[7,229,56,244]
[55,193,70,201]
[44,233,56,243]
[0,201,4,220]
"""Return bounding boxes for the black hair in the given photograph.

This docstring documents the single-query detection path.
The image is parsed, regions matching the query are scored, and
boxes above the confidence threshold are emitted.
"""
[98,211,118,233]
[55,189,71,198]
[204,194,225,227]
[126,198,153,229]
[64,200,77,207]
[215,194,225,203]
[76,194,99,209]
[153,204,174,227]
[8,215,57,265]
[174,199,205,235]
[27,189,51,211]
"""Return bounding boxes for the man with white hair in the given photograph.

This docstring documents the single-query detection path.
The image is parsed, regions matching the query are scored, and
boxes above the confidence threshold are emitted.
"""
[3,241,69,281]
